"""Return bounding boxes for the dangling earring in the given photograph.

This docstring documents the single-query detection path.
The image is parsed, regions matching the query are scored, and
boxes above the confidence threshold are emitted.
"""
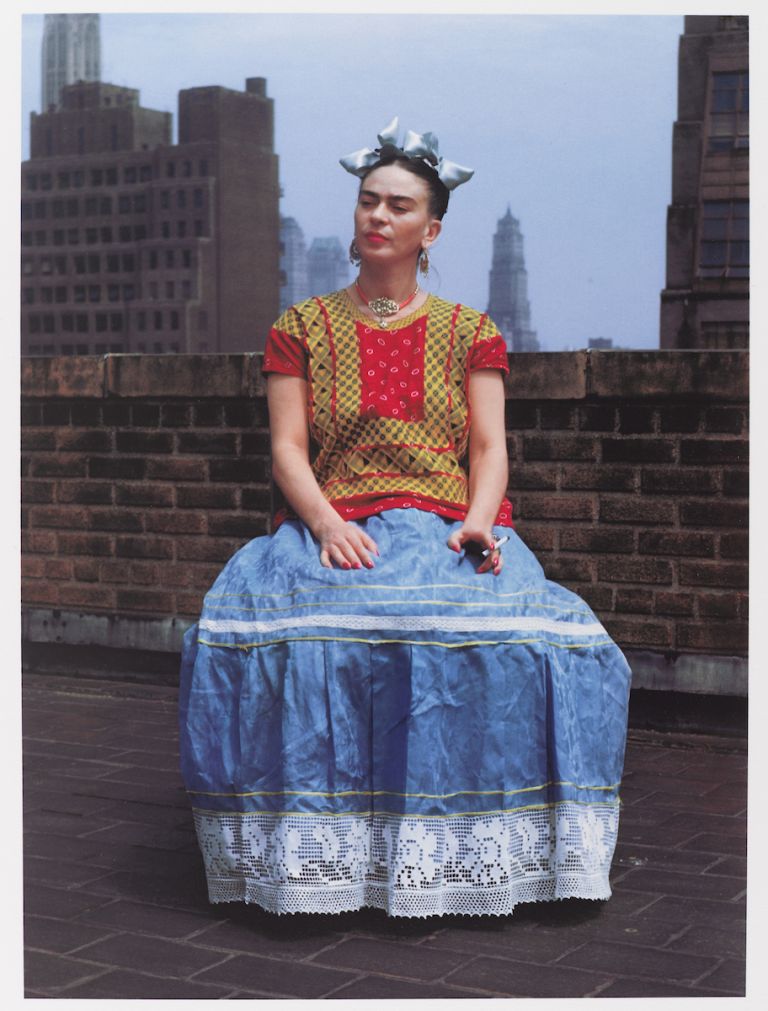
[349,240,361,266]
[419,247,430,277]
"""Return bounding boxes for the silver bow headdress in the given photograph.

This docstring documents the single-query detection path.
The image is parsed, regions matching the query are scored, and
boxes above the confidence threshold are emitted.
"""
[339,116,474,191]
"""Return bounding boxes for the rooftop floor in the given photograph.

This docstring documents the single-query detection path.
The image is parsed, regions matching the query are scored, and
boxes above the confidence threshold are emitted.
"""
[23,671,747,1000]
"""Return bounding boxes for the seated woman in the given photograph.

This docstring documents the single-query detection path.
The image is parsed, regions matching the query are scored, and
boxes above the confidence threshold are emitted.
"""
[179,118,632,918]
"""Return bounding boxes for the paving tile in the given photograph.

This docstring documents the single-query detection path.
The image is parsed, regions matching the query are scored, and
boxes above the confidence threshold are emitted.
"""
[74,865,213,912]
[664,923,746,960]
[99,765,186,788]
[24,950,112,992]
[656,809,746,836]
[23,809,120,837]
[560,938,716,983]
[71,931,229,978]
[616,866,744,901]
[330,975,491,999]
[595,978,733,998]
[188,917,346,958]
[23,789,115,817]
[696,957,746,994]
[648,788,746,816]
[23,882,116,920]
[87,799,193,829]
[24,914,116,954]
[24,738,130,762]
[622,770,717,796]
[310,935,462,981]
[614,841,720,874]
[193,953,359,998]
[55,968,234,999]
[445,955,610,997]
[24,855,117,890]
[81,820,195,851]
[702,855,747,878]
[639,895,746,927]
[419,923,592,963]
[680,832,747,856]
[75,898,224,939]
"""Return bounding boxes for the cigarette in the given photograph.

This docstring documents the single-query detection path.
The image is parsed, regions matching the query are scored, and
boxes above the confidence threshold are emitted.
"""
[482,535,509,556]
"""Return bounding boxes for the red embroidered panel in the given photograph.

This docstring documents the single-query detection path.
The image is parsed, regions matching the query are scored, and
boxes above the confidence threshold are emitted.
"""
[357,317,427,422]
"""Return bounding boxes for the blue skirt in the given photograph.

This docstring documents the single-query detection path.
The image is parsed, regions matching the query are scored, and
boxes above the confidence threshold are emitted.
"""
[179,508,632,917]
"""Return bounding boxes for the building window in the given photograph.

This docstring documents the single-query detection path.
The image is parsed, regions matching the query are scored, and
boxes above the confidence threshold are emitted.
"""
[133,194,147,213]
[709,71,749,151]
[91,168,103,186]
[124,166,137,184]
[74,286,86,303]
[67,228,79,244]
[134,224,147,241]
[122,253,135,271]
[95,313,108,333]
[62,344,74,356]
[149,282,158,300]
[110,313,123,332]
[139,165,152,182]
[700,321,749,349]
[160,191,169,209]
[54,256,67,275]
[193,188,204,208]
[177,221,187,238]
[74,255,87,274]
[62,314,74,332]
[55,287,67,303]
[73,170,84,188]
[182,249,191,268]
[26,174,38,191]
[35,231,46,246]
[170,311,180,330]
[161,222,170,239]
[166,281,175,299]
[35,201,47,219]
[153,341,164,353]
[106,254,120,273]
[165,250,175,268]
[88,254,100,273]
[177,189,187,209]
[182,161,191,178]
[42,344,56,355]
[123,284,136,301]
[22,258,35,276]
[101,226,113,243]
[77,127,85,155]
[699,199,749,278]
[29,316,41,334]
[41,288,54,304]
[76,314,88,333]
[154,311,163,330]
[137,311,146,332]
[149,250,158,270]
[105,167,118,185]
[118,194,131,213]
[100,196,112,214]
[108,284,120,302]
[181,280,191,299]
[199,160,208,177]
[23,288,35,304]
[42,314,55,333]
[40,174,52,191]
[166,161,176,178]
[119,226,132,242]
[85,196,98,215]
[85,227,98,243]
[88,285,101,303]
[57,171,70,189]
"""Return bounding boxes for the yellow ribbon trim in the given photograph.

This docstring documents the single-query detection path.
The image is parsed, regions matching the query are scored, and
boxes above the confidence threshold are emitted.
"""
[187,779,621,798]
[191,798,622,819]
[197,634,615,652]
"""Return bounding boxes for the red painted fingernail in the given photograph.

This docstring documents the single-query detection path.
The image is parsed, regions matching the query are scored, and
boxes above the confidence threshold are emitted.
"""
[342,562,351,570]
[353,562,362,569]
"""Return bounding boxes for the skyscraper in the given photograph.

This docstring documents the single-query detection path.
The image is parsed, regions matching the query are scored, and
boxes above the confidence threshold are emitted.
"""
[279,216,309,311]
[307,237,349,296]
[41,13,101,112]
[21,77,280,355]
[486,207,539,352]
[660,16,749,349]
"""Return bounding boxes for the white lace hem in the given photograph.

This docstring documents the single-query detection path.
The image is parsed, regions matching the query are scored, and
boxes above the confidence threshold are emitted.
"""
[192,803,618,918]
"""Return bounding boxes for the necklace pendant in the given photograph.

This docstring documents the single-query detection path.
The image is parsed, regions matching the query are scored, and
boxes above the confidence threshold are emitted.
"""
[368,296,400,317]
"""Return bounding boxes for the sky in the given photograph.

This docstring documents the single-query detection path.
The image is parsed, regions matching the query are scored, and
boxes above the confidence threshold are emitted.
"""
[18,8,683,351]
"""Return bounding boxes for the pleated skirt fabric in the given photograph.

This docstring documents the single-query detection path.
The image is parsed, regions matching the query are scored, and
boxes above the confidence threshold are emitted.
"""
[179,508,632,918]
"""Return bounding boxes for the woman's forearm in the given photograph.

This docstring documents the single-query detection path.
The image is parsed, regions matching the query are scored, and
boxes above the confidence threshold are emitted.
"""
[465,443,509,530]
[271,444,341,538]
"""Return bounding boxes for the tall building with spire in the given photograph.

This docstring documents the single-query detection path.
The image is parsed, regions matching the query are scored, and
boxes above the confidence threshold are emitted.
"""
[486,207,538,351]
[41,14,101,112]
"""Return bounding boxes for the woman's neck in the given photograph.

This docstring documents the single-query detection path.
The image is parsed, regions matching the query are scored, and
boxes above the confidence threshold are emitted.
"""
[355,263,419,303]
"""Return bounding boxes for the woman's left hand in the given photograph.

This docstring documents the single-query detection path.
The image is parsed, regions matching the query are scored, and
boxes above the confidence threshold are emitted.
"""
[447,522,503,576]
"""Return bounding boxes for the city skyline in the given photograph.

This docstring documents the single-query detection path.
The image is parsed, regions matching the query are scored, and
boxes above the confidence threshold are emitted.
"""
[21,11,682,350]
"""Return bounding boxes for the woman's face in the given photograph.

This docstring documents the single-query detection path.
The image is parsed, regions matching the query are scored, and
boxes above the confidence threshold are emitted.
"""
[354,163,442,269]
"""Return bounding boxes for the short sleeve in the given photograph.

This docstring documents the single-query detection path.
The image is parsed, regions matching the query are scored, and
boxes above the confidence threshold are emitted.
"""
[262,314,308,379]
[468,319,509,375]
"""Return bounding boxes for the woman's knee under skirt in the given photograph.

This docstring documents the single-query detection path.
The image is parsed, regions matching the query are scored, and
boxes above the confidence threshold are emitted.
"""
[179,508,632,918]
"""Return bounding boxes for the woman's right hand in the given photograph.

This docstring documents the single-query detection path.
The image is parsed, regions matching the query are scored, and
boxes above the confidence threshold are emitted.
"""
[315,517,379,570]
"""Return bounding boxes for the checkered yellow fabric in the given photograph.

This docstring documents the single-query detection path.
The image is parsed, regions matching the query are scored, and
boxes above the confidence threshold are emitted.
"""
[271,291,503,513]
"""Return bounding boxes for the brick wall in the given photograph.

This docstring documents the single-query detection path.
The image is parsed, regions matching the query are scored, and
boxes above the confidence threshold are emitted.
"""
[21,351,748,668]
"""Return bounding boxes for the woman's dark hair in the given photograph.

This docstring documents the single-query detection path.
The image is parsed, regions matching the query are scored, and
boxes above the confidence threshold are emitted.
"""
[361,154,450,220]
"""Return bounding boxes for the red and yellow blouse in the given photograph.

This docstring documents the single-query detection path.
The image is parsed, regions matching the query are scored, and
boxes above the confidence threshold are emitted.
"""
[262,290,514,528]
